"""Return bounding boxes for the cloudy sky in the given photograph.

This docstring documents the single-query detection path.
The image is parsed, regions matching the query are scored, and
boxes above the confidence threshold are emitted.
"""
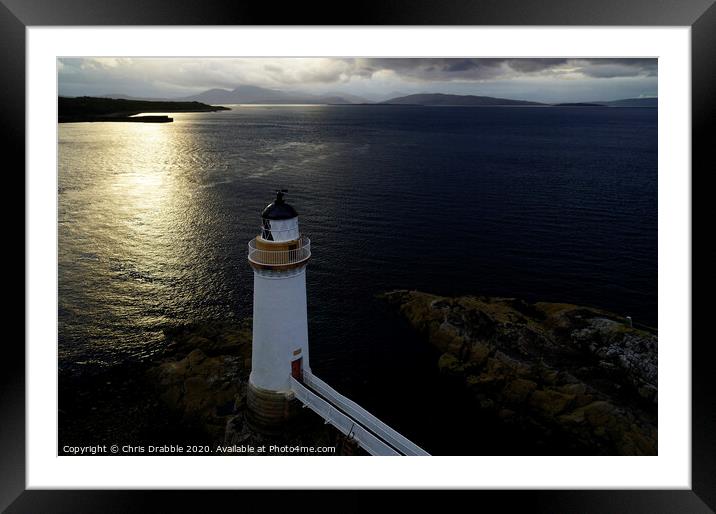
[58,57,657,103]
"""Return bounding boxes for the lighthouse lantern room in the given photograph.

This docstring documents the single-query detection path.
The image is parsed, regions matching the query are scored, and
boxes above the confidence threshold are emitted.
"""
[247,190,311,426]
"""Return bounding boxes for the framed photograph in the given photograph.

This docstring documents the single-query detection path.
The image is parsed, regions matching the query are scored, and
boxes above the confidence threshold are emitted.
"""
[8,0,714,510]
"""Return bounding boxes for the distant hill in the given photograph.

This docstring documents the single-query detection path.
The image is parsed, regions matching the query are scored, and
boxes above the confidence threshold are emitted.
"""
[381,93,658,108]
[99,94,170,102]
[597,97,657,108]
[553,102,607,107]
[180,85,361,105]
[326,92,371,104]
[381,93,544,106]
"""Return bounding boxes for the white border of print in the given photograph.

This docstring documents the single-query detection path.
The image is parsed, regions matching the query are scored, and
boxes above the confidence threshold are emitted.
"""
[27,26,690,489]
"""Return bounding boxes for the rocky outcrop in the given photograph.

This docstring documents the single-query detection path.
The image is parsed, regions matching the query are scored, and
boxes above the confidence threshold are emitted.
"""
[381,290,657,455]
[60,319,346,454]
[145,321,252,441]
[146,320,340,451]
[148,348,245,441]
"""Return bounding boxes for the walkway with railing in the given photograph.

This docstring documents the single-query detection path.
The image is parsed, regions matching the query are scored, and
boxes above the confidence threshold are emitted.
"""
[289,372,430,456]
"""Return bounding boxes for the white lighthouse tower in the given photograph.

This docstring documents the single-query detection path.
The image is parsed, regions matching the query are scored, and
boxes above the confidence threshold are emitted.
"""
[244,191,429,453]
[246,190,312,427]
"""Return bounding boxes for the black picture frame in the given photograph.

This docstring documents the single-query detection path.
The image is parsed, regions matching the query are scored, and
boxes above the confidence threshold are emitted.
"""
[6,0,714,510]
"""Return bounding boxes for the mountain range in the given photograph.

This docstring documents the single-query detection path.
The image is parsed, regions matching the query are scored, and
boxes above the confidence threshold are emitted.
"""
[595,97,658,108]
[97,86,657,108]
[380,93,656,108]
[380,93,543,106]
[178,85,367,105]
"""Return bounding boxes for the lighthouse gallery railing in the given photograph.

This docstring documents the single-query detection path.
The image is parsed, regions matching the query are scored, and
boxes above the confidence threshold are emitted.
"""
[247,236,311,266]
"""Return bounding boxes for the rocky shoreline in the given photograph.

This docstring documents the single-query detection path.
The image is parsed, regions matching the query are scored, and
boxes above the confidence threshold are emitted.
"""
[380,290,657,455]
[59,319,342,455]
[60,291,657,456]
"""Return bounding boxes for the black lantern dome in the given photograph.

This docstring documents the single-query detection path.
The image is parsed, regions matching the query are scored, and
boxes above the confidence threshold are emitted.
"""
[261,189,298,220]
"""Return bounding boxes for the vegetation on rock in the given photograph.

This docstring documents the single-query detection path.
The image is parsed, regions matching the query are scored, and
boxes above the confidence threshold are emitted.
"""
[58,96,230,122]
[380,290,657,455]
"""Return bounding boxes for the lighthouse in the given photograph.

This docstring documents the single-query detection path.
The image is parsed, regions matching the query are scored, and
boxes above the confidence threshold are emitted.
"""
[246,190,312,427]
[244,190,429,453]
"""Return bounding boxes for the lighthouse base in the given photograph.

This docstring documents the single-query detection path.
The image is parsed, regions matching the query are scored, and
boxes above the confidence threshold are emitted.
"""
[246,383,303,432]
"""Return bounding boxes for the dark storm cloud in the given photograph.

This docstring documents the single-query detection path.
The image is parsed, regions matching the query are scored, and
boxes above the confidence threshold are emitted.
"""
[57,57,658,103]
[505,58,569,73]
[350,58,656,81]
[572,58,658,78]
[58,58,657,92]
[352,58,507,81]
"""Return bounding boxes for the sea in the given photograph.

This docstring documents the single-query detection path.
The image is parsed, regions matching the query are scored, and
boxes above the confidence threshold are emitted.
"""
[58,104,657,454]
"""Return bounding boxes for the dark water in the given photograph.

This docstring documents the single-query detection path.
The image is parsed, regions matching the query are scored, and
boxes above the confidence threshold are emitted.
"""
[58,105,657,454]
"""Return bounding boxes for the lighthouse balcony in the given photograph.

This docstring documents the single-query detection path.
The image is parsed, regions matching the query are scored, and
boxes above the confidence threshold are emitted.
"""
[248,235,311,269]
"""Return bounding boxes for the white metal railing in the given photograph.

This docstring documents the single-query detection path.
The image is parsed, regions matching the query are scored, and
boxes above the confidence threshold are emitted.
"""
[247,236,311,267]
[302,372,430,456]
[290,377,400,456]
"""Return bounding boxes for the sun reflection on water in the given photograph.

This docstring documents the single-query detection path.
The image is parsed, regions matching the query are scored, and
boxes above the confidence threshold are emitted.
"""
[110,124,174,215]
[58,116,229,362]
